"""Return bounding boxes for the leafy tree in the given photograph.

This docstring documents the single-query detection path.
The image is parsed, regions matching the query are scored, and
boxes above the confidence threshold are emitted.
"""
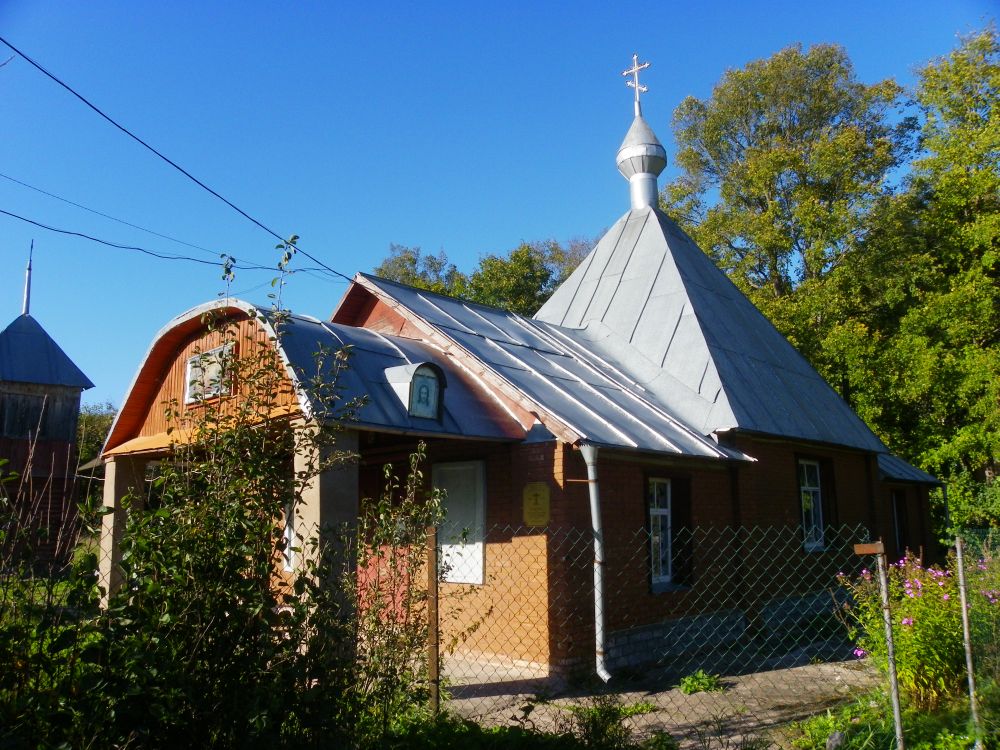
[76,401,117,512]
[76,402,116,467]
[545,236,594,286]
[661,43,912,341]
[660,32,1000,526]
[465,242,555,315]
[371,237,593,316]
[372,244,468,296]
[873,27,1000,508]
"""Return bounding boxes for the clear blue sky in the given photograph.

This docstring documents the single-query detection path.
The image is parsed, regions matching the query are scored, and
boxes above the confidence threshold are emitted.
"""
[0,0,995,407]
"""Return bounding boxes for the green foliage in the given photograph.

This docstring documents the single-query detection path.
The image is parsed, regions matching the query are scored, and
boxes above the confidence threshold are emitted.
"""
[0,454,106,746]
[662,28,1000,527]
[839,551,1000,713]
[679,669,726,695]
[351,445,445,743]
[91,318,360,748]
[76,401,116,467]
[662,42,909,301]
[378,710,588,749]
[789,691,993,750]
[373,243,469,296]
[371,237,593,314]
[564,694,656,750]
[880,26,1000,488]
[466,242,555,315]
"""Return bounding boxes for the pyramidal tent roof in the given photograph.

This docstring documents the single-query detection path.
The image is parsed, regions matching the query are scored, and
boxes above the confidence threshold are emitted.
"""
[534,206,886,453]
[0,314,93,389]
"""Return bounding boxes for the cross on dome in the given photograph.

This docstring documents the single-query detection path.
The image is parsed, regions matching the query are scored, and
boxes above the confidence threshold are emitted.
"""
[622,54,650,116]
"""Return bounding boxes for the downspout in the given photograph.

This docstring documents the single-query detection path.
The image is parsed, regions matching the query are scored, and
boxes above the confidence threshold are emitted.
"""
[580,443,611,683]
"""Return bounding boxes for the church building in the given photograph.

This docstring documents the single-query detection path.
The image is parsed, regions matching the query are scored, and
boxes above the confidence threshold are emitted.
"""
[98,60,937,677]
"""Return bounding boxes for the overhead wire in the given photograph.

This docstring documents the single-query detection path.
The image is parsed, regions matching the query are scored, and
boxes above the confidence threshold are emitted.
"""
[0,34,355,284]
[0,206,338,279]
[0,173,340,279]
[0,170,224,259]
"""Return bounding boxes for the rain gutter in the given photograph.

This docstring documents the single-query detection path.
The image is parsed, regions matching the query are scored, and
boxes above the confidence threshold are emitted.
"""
[580,443,611,682]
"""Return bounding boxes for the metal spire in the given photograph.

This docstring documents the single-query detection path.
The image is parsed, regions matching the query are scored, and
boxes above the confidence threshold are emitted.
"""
[622,53,649,117]
[22,240,33,316]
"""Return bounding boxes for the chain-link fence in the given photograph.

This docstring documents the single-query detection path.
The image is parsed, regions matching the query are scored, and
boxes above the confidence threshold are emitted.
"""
[13,493,1000,747]
[433,522,878,741]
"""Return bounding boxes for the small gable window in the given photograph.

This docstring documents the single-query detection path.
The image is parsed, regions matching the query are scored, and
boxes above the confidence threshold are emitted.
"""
[385,362,447,420]
[185,343,234,404]
[409,365,442,420]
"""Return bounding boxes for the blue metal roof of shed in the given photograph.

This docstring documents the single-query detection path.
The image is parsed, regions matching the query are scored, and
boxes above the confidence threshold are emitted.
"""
[877,453,940,485]
[0,314,93,389]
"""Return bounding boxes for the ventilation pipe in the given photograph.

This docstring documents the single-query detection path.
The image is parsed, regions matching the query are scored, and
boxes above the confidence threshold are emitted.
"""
[580,442,611,682]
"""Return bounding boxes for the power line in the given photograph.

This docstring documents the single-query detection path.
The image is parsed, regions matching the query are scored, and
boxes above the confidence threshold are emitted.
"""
[0,34,354,284]
[0,173,344,280]
[0,170,222,259]
[2,206,276,273]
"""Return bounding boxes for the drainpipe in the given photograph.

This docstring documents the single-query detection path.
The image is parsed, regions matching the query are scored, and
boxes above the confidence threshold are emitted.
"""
[580,443,611,683]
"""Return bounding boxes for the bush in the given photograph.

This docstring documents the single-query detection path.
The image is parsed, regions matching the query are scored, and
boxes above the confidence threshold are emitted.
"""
[840,555,968,710]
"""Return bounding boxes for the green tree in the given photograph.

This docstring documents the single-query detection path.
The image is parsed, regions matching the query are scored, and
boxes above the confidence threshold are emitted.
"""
[372,237,593,315]
[465,242,555,315]
[873,27,1000,512]
[661,43,911,349]
[372,243,468,296]
[76,401,117,510]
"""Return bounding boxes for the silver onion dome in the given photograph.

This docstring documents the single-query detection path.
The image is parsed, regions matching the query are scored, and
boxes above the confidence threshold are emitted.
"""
[617,55,666,210]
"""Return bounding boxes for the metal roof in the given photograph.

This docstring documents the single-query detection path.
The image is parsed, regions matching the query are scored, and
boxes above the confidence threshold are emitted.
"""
[103,299,521,456]
[272,310,523,440]
[877,453,940,485]
[0,314,93,389]
[534,207,887,453]
[354,274,745,460]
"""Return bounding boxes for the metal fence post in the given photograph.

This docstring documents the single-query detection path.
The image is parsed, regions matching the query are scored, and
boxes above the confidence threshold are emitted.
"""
[955,536,983,749]
[856,541,905,750]
[427,525,440,715]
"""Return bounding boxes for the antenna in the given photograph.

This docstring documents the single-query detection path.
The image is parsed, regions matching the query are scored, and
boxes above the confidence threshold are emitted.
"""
[22,240,33,315]
[622,53,650,117]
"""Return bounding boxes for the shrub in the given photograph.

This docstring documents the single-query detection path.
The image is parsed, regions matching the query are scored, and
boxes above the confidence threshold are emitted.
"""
[564,695,656,750]
[840,555,967,710]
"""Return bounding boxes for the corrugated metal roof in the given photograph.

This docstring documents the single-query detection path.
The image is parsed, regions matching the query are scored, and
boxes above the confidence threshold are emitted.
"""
[878,453,940,485]
[102,299,522,457]
[355,275,745,460]
[534,206,887,453]
[272,311,524,440]
[0,314,93,389]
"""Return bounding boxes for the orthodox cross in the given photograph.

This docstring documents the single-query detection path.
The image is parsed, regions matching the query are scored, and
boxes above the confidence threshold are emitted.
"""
[622,53,650,116]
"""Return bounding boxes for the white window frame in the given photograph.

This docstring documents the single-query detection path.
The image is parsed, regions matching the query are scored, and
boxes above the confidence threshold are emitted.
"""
[649,477,672,585]
[432,460,485,585]
[185,342,234,404]
[798,459,825,551]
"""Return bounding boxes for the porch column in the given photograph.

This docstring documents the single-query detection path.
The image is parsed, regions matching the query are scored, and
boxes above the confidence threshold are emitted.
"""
[98,455,147,605]
[292,423,359,583]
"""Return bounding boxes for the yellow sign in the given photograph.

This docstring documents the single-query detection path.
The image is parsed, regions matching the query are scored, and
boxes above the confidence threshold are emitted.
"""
[522,482,550,526]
